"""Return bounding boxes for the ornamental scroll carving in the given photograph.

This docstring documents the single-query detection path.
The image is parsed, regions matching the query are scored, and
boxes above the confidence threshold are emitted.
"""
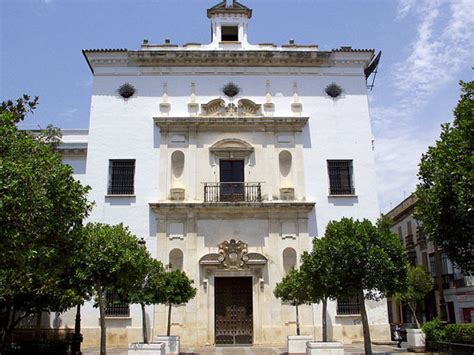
[218,239,249,270]
[201,99,261,117]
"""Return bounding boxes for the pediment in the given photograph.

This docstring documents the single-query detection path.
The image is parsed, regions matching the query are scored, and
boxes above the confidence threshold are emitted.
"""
[210,138,254,158]
[207,1,252,18]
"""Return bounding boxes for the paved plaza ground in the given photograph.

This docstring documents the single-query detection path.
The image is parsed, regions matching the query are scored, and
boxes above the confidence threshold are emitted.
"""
[83,343,435,355]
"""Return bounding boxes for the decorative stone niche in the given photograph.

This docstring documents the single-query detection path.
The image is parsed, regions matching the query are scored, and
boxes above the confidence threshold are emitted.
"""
[282,247,297,273]
[169,248,184,270]
[279,150,293,199]
[170,151,185,200]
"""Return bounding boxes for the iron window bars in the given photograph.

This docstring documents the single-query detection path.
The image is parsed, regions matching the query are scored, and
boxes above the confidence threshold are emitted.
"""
[105,291,130,317]
[327,160,355,195]
[108,160,135,195]
[337,295,361,315]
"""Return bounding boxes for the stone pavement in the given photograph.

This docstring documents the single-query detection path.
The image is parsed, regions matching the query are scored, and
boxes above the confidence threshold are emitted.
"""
[83,343,435,354]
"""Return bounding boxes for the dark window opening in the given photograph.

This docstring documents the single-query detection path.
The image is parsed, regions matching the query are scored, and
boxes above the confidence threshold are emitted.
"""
[327,160,355,195]
[108,160,135,195]
[222,26,239,42]
[337,295,361,315]
[105,291,130,317]
[219,160,244,201]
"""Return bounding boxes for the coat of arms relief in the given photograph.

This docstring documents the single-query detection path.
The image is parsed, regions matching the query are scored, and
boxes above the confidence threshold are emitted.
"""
[218,239,249,269]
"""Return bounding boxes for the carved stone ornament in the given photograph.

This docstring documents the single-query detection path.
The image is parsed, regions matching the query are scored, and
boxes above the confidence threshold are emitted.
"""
[201,98,261,117]
[218,239,249,270]
[325,83,343,98]
[118,83,135,99]
[222,82,240,98]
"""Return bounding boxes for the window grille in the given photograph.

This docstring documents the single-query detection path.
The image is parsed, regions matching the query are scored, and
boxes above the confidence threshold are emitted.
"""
[327,160,355,195]
[105,291,130,317]
[337,295,360,315]
[108,160,135,195]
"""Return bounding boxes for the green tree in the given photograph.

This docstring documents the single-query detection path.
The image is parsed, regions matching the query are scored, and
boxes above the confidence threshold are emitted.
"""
[81,223,152,355]
[416,80,474,273]
[0,96,92,350]
[324,217,408,355]
[273,268,311,336]
[159,270,196,337]
[125,259,165,344]
[301,237,342,342]
[396,266,432,328]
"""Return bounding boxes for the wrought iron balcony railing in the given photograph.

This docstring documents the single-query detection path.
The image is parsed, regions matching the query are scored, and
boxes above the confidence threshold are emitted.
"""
[204,182,262,203]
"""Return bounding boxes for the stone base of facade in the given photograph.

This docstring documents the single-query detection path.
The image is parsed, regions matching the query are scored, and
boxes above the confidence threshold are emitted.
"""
[80,324,390,348]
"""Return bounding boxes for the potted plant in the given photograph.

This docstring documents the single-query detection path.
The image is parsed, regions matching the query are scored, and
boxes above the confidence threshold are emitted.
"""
[274,268,312,355]
[154,269,196,355]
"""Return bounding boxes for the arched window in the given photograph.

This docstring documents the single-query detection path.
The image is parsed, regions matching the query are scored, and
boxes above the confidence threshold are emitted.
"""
[282,247,297,274]
[169,248,184,271]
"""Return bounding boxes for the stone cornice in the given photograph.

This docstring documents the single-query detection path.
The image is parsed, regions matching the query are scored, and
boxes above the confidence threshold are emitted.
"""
[153,116,309,133]
[83,49,374,73]
[149,201,315,218]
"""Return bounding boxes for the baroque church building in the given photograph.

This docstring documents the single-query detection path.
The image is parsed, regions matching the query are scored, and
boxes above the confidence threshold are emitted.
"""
[58,0,389,348]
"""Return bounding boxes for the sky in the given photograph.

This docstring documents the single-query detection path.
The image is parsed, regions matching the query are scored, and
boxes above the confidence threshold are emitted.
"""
[1,0,473,213]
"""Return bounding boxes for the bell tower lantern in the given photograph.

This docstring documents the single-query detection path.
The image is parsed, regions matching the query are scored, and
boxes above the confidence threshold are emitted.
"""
[207,0,252,49]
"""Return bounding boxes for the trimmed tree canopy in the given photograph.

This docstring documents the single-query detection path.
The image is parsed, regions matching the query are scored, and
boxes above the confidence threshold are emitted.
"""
[415,80,474,273]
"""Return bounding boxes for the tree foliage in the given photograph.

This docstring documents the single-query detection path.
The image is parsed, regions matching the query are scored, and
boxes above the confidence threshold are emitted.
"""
[300,237,342,341]
[415,80,474,273]
[0,96,92,349]
[396,266,432,328]
[323,217,408,354]
[81,223,152,355]
[159,270,196,337]
[274,268,311,336]
[125,259,165,343]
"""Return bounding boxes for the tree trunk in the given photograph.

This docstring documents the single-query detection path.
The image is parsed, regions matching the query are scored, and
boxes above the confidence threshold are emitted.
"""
[358,289,372,355]
[167,303,172,337]
[0,306,12,352]
[97,285,107,355]
[322,298,328,342]
[409,302,421,329]
[141,303,148,344]
[295,303,300,336]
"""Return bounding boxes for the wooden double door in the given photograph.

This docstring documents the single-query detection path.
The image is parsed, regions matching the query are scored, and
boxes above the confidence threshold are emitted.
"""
[214,277,253,345]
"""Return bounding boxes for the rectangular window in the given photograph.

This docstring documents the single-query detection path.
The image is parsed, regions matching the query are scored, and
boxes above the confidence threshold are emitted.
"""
[108,160,135,195]
[429,253,437,277]
[397,226,403,242]
[327,160,355,195]
[105,291,130,317]
[337,295,360,315]
[221,26,239,42]
[407,220,413,235]
[441,253,449,275]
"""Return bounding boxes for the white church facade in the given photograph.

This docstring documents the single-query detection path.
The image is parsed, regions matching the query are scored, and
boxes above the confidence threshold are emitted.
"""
[58,1,389,348]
